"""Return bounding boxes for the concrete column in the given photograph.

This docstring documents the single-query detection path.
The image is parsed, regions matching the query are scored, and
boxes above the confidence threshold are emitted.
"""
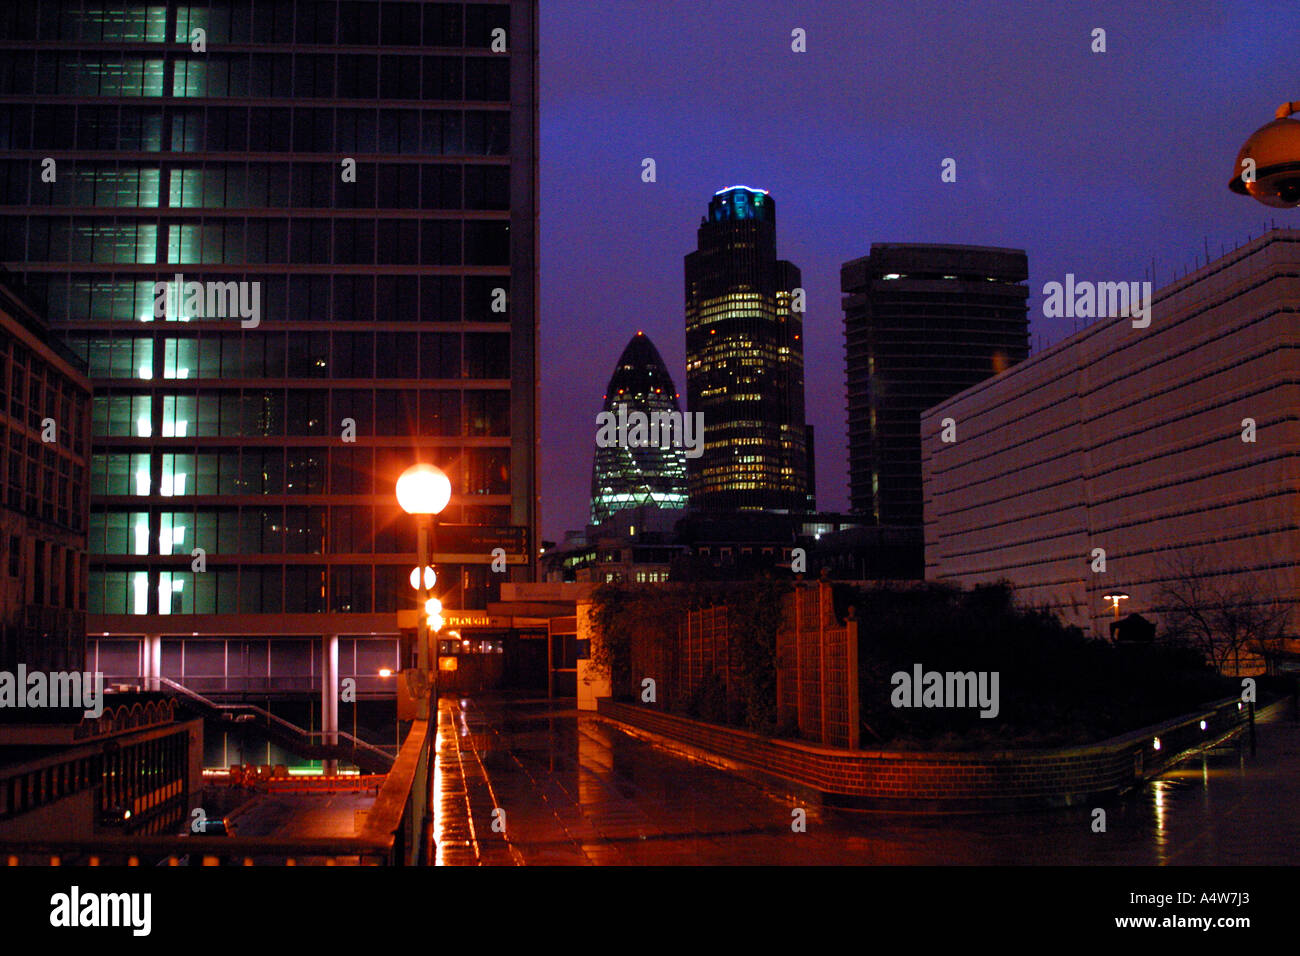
[321,634,339,775]
[143,634,162,691]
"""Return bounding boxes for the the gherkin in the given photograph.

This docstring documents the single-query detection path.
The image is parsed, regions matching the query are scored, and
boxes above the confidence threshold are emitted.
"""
[590,332,688,524]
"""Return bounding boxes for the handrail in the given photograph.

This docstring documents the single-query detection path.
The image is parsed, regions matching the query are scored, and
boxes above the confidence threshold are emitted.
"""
[156,677,394,764]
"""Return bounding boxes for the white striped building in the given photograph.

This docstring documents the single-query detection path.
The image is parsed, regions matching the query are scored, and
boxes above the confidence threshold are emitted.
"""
[923,229,1300,668]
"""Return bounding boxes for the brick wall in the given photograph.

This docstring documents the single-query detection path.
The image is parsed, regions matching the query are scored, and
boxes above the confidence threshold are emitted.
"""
[598,697,1247,811]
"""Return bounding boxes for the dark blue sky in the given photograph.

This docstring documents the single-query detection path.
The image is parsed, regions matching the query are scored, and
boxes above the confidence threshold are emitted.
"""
[538,0,1298,540]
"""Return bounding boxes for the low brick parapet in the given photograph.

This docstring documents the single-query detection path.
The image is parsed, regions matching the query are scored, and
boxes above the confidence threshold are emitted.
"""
[596,697,1249,811]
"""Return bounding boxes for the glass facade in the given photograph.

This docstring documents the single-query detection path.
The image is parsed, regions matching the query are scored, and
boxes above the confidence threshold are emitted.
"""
[589,332,687,525]
[684,187,812,512]
[0,0,538,631]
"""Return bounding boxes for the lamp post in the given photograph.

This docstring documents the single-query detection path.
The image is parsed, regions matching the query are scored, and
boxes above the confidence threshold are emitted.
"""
[396,464,451,722]
[1103,592,1129,640]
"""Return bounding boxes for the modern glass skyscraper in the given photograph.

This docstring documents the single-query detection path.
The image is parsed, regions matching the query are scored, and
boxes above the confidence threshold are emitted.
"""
[589,331,686,525]
[684,186,812,513]
[842,244,1028,526]
[0,1,538,691]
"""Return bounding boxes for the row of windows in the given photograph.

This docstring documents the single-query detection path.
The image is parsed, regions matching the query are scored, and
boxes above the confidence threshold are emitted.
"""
[65,331,509,381]
[90,387,510,438]
[6,216,511,266]
[92,447,512,499]
[89,494,510,559]
[2,332,89,529]
[0,105,509,155]
[0,52,510,103]
[3,160,510,211]
[87,560,498,616]
[31,274,505,325]
[5,2,508,48]
[2,336,89,450]
[2,531,82,614]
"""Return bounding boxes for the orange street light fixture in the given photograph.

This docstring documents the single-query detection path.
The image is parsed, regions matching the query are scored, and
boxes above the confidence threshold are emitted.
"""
[396,464,452,516]
[1102,592,1130,621]
[1229,101,1300,207]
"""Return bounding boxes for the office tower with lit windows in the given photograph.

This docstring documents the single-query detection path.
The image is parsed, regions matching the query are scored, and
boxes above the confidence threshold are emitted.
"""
[684,186,812,513]
[842,244,1028,527]
[0,1,538,714]
[589,331,687,525]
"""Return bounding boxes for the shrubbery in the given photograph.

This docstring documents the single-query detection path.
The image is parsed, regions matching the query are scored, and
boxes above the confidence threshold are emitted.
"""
[588,578,1237,749]
[846,582,1236,749]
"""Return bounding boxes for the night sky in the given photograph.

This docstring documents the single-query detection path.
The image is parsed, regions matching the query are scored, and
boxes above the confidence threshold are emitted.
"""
[538,0,1298,541]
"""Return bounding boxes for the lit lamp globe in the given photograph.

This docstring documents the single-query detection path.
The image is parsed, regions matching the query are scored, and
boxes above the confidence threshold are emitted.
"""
[396,463,452,515]
[1229,101,1300,207]
[409,566,437,590]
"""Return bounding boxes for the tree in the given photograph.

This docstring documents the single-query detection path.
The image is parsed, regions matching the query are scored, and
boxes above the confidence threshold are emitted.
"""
[1155,554,1290,675]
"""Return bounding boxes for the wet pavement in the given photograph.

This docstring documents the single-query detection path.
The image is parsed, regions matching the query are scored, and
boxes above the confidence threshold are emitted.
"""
[433,695,1300,865]
[229,791,376,840]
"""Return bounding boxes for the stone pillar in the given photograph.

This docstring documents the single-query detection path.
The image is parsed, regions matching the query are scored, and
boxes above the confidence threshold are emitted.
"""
[321,634,339,775]
[143,634,162,691]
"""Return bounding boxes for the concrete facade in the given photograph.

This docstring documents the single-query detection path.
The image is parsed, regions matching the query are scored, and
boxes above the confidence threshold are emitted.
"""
[923,230,1300,656]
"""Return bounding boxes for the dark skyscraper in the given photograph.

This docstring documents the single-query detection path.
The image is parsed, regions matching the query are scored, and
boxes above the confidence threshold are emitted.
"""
[684,186,812,513]
[590,331,687,525]
[0,1,538,696]
[842,243,1029,526]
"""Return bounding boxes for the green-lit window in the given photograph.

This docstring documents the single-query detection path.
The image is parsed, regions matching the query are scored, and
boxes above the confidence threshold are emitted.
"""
[92,453,151,496]
[83,5,168,43]
[160,453,194,496]
[166,223,202,264]
[88,511,149,555]
[169,168,204,209]
[86,337,153,380]
[163,338,198,380]
[159,512,190,555]
[93,394,152,437]
[160,396,196,438]
[158,571,192,614]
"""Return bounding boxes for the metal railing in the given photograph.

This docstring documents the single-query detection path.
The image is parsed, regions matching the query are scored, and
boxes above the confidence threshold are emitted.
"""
[156,677,395,771]
[0,712,432,866]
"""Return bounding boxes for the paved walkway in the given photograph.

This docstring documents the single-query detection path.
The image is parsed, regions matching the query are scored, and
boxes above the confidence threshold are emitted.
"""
[432,695,1300,865]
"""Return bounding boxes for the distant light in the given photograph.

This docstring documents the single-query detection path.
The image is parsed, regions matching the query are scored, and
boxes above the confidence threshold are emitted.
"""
[378,668,393,678]
[1152,737,1162,751]
[424,598,442,617]
[882,273,902,280]
[1199,720,1207,730]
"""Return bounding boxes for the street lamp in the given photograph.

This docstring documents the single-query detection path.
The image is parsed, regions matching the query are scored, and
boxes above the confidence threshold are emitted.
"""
[1103,592,1130,642]
[396,463,451,721]
[1229,101,1300,207]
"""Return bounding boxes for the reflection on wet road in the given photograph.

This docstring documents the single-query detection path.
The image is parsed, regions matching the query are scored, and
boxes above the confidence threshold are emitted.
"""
[435,696,1300,865]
